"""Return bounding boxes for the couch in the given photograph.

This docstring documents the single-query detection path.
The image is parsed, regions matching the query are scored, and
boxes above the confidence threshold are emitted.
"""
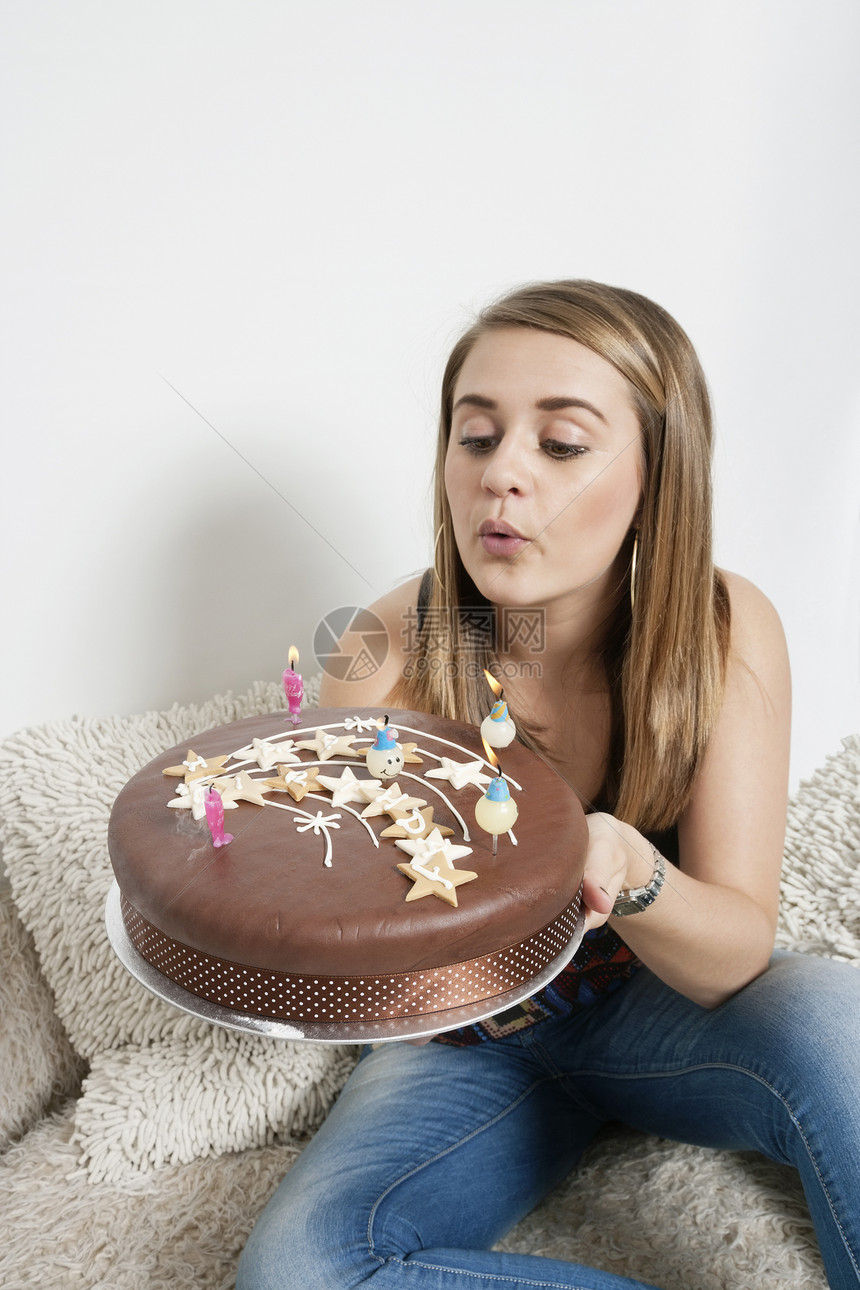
[1,680,857,1289]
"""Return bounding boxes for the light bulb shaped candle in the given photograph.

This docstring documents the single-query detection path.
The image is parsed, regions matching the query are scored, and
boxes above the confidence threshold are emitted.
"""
[480,670,517,749]
[283,646,304,725]
[365,716,404,780]
[204,785,233,848]
[475,739,519,856]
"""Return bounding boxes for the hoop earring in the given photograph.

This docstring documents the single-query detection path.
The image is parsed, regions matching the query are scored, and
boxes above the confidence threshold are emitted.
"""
[629,530,639,613]
[433,523,448,597]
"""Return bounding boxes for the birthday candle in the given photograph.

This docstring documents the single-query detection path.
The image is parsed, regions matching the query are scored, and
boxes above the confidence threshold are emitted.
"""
[480,670,517,748]
[283,646,304,725]
[475,738,519,855]
[365,716,404,779]
[204,786,233,848]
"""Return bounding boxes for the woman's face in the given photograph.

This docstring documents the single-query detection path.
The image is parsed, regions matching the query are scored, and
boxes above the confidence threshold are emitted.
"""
[444,327,644,618]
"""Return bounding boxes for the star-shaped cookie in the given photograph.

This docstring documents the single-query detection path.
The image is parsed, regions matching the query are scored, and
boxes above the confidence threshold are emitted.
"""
[425,757,492,791]
[263,764,325,802]
[380,806,453,841]
[296,729,362,761]
[394,827,473,869]
[167,780,238,819]
[316,766,380,808]
[360,781,428,819]
[232,737,301,771]
[396,858,478,906]
[210,770,272,807]
[162,750,232,784]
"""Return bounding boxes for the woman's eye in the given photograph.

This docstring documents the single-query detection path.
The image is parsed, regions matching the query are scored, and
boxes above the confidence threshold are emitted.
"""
[542,440,588,460]
[456,435,587,459]
[458,436,497,454]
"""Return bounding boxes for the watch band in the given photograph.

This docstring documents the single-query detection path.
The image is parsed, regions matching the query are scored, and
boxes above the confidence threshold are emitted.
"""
[611,845,667,916]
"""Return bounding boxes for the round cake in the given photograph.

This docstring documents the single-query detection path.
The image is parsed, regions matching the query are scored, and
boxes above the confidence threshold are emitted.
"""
[107,706,588,1039]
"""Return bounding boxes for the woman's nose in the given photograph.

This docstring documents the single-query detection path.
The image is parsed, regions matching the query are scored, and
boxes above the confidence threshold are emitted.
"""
[480,439,530,497]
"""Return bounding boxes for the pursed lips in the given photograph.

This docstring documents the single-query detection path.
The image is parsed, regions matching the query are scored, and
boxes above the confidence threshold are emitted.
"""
[478,518,531,557]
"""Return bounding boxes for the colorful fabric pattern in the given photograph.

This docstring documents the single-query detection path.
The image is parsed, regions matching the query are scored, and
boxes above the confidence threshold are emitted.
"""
[434,925,641,1046]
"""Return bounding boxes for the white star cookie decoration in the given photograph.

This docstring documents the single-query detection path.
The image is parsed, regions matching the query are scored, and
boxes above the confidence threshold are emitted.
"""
[211,771,272,807]
[360,781,428,819]
[396,834,478,906]
[394,827,473,870]
[380,806,453,841]
[296,729,362,761]
[162,750,232,784]
[232,737,301,771]
[425,757,492,791]
[316,766,380,808]
[263,764,325,802]
[167,780,238,819]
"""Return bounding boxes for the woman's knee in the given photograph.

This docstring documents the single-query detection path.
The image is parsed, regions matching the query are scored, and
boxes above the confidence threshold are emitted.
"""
[237,1172,379,1290]
[728,952,860,1134]
[746,952,860,1054]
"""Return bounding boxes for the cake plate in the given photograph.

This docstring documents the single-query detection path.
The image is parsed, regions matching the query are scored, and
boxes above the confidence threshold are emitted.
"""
[105,880,587,1044]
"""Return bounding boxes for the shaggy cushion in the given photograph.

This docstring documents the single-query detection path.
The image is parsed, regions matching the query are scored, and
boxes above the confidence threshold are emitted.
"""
[776,733,860,960]
[0,888,84,1149]
[0,1105,302,1289]
[0,1104,824,1290]
[0,668,856,1285]
[0,679,355,1184]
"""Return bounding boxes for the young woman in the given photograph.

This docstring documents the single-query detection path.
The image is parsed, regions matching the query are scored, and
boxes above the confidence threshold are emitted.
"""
[237,281,860,1289]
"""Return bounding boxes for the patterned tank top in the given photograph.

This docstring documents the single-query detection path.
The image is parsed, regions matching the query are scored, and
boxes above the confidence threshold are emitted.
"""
[413,570,678,1046]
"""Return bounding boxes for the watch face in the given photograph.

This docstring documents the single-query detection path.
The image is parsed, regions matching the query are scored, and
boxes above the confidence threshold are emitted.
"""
[611,850,667,917]
[612,895,645,917]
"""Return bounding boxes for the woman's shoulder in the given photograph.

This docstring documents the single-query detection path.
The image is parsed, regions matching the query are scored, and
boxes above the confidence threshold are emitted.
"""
[719,569,787,660]
[318,573,426,708]
[717,568,790,710]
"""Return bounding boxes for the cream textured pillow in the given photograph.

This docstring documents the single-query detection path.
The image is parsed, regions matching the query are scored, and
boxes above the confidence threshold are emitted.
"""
[0,679,355,1184]
[0,888,84,1150]
[1,682,857,1186]
[776,733,860,963]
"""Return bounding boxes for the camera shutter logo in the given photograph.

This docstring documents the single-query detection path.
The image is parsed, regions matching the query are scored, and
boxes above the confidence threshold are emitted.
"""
[314,606,389,682]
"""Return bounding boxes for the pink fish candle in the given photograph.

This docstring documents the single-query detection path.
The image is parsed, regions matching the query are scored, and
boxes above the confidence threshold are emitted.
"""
[283,646,304,725]
[204,785,233,848]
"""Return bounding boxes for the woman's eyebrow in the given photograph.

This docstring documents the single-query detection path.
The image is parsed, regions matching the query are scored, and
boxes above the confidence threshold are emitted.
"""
[451,394,496,413]
[536,396,607,422]
[452,393,606,422]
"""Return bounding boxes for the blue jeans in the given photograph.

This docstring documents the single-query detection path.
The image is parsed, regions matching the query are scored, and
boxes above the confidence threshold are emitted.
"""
[237,952,860,1289]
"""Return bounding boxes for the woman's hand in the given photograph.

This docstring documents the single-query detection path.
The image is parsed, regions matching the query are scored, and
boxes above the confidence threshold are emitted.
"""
[580,806,776,1006]
[581,812,656,932]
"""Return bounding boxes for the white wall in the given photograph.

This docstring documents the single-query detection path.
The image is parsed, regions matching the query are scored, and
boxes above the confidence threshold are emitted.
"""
[2,0,858,787]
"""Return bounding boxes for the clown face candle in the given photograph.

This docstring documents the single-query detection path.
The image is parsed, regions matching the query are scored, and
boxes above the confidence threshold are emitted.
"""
[366,720,405,779]
[480,671,517,749]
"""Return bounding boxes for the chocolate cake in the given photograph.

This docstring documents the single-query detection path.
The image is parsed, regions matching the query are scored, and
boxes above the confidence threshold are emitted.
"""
[107,707,587,1038]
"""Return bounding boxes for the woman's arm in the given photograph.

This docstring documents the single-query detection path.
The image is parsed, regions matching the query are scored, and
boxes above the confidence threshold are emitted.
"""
[582,571,791,1008]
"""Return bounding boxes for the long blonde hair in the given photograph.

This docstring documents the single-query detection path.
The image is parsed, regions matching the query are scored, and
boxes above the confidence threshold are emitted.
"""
[394,280,729,832]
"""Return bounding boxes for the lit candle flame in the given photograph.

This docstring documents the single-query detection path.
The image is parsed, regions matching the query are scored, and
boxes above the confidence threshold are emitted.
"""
[481,736,501,775]
[483,669,503,699]
[288,645,300,670]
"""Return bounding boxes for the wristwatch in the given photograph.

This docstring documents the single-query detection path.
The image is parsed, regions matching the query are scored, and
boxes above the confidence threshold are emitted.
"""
[611,845,667,916]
